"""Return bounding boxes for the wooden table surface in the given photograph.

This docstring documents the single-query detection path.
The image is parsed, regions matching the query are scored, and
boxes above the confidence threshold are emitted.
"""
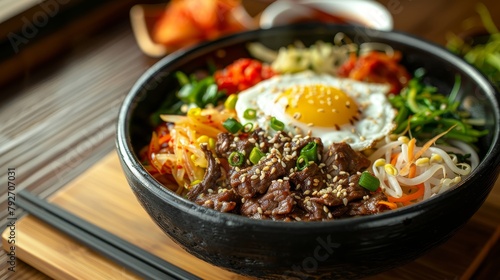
[1,0,499,279]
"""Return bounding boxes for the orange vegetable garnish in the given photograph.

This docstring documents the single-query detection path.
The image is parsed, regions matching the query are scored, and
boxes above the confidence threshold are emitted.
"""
[388,184,424,205]
[152,0,253,52]
[378,200,398,210]
[338,51,411,94]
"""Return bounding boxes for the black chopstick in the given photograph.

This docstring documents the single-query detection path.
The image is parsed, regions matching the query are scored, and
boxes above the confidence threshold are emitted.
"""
[17,190,201,280]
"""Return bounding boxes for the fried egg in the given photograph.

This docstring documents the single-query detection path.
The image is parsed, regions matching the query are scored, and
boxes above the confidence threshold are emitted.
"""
[234,71,396,151]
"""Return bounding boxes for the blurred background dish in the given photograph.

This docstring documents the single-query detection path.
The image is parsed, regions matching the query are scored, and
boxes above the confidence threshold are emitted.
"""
[130,0,256,57]
[130,0,393,57]
[259,0,393,30]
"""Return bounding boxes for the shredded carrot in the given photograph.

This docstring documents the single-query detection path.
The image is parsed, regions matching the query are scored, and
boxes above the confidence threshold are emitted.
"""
[158,134,171,145]
[378,200,398,210]
[408,164,417,179]
[407,137,416,162]
[387,183,424,204]
[148,132,164,173]
[400,125,457,176]
[390,152,400,166]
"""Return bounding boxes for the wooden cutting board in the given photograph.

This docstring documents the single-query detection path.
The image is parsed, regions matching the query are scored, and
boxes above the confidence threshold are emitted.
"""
[3,151,500,279]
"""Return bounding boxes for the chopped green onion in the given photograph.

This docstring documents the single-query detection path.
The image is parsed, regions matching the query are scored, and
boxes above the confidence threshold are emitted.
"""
[243,108,257,119]
[300,141,318,163]
[243,122,254,133]
[228,151,244,166]
[249,147,265,164]
[224,94,238,110]
[223,118,243,134]
[296,155,309,170]
[359,171,380,191]
[270,117,285,131]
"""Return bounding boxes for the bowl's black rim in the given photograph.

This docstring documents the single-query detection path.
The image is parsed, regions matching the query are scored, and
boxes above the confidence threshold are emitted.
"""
[116,23,500,230]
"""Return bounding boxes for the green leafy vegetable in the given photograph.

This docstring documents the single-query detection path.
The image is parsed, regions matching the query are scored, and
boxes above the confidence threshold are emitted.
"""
[390,69,488,144]
[446,3,500,88]
[176,72,226,108]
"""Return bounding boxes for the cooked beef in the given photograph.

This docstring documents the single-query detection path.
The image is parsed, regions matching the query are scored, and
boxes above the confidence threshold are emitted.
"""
[186,129,394,221]
[216,129,270,167]
[215,133,232,158]
[241,180,294,219]
[346,192,389,216]
[186,144,221,200]
[294,198,327,221]
[323,142,370,176]
[194,189,239,213]
[289,162,326,192]
[230,152,286,198]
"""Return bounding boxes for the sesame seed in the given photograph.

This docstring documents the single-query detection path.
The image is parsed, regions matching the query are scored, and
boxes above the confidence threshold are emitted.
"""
[250,175,258,180]
[257,207,263,214]
[323,206,330,213]
[317,108,325,113]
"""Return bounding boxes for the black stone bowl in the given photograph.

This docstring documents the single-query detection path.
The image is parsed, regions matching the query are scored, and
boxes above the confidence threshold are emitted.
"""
[116,24,500,279]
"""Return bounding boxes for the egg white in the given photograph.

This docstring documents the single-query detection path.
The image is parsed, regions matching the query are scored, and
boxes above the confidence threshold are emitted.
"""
[235,71,396,151]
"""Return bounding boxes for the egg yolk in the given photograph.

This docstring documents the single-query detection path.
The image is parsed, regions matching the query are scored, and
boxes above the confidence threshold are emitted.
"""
[279,84,360,128]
